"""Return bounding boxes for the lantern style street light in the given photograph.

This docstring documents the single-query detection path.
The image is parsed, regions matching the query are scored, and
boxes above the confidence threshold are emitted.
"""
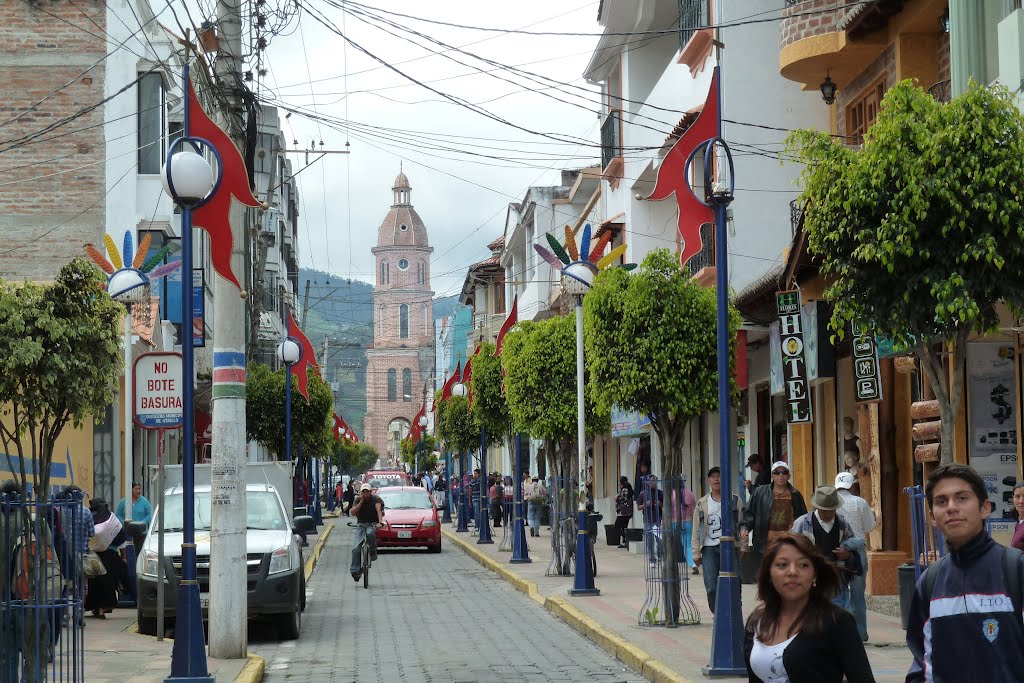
[160,60,218,681]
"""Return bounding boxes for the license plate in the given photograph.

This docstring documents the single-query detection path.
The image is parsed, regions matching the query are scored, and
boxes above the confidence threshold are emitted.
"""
[397,531,412,539]
[200,594,210,609]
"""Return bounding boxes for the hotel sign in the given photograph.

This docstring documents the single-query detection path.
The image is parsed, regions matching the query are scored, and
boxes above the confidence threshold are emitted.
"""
[852,321,883,403]
[776,290,812,423]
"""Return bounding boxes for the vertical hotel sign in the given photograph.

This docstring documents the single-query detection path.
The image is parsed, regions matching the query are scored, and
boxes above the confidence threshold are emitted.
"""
[851,321,882,403]
[776,290,812,423]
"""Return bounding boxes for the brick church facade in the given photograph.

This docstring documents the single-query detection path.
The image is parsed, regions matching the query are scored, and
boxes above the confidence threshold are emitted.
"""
[363,171,434,464]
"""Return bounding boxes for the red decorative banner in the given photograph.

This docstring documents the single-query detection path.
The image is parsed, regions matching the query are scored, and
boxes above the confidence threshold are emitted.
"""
[287,312,320,401]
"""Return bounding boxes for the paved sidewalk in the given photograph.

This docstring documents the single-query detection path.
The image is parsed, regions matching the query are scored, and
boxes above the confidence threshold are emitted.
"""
[81,520,335,682]
[444,520,913,683]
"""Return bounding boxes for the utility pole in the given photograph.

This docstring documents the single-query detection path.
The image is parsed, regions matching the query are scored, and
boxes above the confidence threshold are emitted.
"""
[208,0,249,659]
[301,278,312,328]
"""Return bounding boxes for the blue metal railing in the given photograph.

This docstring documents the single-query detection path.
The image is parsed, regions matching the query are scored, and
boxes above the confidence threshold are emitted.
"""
[1,492,87,682]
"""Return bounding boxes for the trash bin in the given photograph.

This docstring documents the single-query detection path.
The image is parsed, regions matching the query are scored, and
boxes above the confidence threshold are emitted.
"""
[604,524,621,546]
[898,562,918,630]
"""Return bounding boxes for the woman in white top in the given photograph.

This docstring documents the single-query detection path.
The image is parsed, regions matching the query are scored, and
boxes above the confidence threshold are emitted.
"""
[743,533,874,683]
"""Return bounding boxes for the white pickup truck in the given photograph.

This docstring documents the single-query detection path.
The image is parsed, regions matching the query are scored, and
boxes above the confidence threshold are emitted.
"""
[135,472,314,639]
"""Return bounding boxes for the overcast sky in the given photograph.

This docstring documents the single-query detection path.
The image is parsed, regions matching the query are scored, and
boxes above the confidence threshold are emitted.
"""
[258,0,603,299]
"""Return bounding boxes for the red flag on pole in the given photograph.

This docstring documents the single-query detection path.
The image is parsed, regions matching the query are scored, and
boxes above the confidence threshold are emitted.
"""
[287,312,320,401]
[187,81,263,291]
[437,361,461,407]
[645,69,720,269]
[494,296,518,356]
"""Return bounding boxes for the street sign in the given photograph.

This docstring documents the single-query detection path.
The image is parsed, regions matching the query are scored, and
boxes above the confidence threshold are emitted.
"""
[134,352,184,429]
[851,321,883,403]
[776,290,813,423]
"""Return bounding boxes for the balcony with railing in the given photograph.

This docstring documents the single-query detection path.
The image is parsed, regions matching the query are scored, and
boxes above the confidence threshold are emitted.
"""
[679,0,709,50]
[927,79,951,103]
[683,223,716,285]
[601,109,622,170]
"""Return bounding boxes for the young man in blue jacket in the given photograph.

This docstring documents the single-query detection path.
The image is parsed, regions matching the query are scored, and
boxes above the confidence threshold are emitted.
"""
[905,463,1024,682]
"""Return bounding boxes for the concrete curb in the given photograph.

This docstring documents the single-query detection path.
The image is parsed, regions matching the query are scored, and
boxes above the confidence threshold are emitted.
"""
[442,528,693,683]
[234,655,266,683]
[305,521,334,583]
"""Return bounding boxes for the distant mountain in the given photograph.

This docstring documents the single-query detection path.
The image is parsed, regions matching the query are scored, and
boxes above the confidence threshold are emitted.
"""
[296,269,464,439]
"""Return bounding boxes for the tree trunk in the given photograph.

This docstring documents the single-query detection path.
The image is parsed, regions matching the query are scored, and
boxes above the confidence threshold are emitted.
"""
[879,359,899,551]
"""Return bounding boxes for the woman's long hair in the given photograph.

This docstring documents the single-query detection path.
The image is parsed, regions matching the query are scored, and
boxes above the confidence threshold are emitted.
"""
[746,533,842,642]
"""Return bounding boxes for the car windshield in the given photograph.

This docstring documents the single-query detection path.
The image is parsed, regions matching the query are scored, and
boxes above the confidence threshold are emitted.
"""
[378,491,432,510]
[369,478,405,488]
[158,491,287,532]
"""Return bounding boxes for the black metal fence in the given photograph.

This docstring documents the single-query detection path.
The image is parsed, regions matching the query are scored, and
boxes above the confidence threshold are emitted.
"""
[636,477,701,627]
[601,110,622,170]
[679,0,709,48]
[1,493,87,682]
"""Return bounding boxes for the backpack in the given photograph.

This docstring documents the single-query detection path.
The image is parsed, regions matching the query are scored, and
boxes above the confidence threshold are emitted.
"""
[13,522,65,601]
[922,546,1023,625]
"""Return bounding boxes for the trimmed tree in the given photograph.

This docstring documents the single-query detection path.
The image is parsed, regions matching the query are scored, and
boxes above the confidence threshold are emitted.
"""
[502,315,609,574]
[400,432,439,472]
[0,259,122,498]
[246,365,335,459]
[469,341,512,471]
[585,248,738,623]
[786,80,1024,464]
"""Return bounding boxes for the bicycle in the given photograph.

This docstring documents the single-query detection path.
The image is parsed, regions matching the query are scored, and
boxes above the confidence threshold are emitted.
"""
[348,521,383,589]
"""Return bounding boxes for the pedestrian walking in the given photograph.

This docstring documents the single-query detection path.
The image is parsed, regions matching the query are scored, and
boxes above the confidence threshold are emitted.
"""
[85,498,126,618]
[503,475,514,527]
[744,534,874,683]
[745,454,770,495]
[343,481,355,515]
[739,461,807,555]
[614,476,634,548]
[835,471,875,640]
[790,485,862,615]
[906,464,1024,682]
[115,481,151,553]
[489,476,503,527]
[637,475,664,567]
[526,477,547,537]
[692,467,739,613]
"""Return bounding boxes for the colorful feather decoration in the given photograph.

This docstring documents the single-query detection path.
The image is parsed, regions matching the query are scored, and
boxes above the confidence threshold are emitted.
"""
[579,224,591,261]
[588,231,613,263]
[140,245,173,273]
[147,261,182,280]
[596,244,628,270]
[122,231,133,269]
[104,234,123,269]
[133,233,151,269]
[533,244,565,271]
[85,244,115,274]
[563,225,578,261]
[546,232,571,265]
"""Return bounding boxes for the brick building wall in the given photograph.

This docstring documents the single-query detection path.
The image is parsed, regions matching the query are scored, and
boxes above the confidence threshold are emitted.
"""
[0,0,107,281]
[781,0,861,49]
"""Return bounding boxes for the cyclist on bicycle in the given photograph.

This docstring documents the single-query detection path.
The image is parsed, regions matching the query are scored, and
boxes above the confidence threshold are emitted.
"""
[350,483,385,582]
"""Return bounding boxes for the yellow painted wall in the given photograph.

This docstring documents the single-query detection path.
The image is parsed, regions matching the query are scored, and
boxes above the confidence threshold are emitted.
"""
[0,408,94,499]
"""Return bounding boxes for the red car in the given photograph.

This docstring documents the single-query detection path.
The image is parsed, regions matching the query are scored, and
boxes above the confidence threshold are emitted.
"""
[375,486,441,552]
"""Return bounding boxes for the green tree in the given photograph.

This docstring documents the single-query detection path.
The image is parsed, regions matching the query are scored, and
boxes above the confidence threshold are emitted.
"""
[0,258,122,497]
[585,248,737,623]
[401,432,439,471]
[786,80,1024,464]
[435,394,477,456]
[469,342,511,445]
[332,440,380,476]
[246,365,334,459]
[502,314,609,575]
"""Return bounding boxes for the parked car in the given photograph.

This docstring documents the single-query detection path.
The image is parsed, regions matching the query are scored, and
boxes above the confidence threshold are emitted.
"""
[136,483,314,639]
[375,486,441,552]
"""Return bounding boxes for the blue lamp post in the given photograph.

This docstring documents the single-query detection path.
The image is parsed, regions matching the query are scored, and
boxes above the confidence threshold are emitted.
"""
[477,427,493,544]
[510,433,531,563]
[418,414,428,479]
[699,137,745,676]
[453,381,471,533]
[277,337,304,543]
[160,61,218,682]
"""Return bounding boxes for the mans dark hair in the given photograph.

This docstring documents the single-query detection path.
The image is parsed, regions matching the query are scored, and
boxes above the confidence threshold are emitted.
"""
[746,454,761,466]
[925,463,988,510]
[707,466,721,478]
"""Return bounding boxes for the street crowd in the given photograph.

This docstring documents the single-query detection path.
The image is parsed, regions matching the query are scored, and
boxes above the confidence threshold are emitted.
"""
[343,456,1024,683]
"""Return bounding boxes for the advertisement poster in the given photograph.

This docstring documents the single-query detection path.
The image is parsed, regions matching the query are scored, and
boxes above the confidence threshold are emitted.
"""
[193,268,205,347]
[967,342,1018,522]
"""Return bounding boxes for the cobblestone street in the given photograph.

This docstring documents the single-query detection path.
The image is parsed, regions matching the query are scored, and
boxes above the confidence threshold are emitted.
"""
[251,524,644,682]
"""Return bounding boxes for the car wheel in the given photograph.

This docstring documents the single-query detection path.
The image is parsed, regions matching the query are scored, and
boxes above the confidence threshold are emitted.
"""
[279,606,301,640]
[300,572,307,612]
[430,538,442,553]
[136,608,157,637]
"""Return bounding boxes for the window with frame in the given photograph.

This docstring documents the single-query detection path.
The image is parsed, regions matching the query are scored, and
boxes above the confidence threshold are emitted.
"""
[387,369,397,402]
[402,369,412,401]
[399,304,409,339]
[846,78,886,143]
[138,72,166,174]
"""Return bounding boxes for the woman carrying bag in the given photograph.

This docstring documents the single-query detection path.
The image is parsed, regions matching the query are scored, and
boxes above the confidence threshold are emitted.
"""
[85,498,126,619]
[614,476,634,548]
